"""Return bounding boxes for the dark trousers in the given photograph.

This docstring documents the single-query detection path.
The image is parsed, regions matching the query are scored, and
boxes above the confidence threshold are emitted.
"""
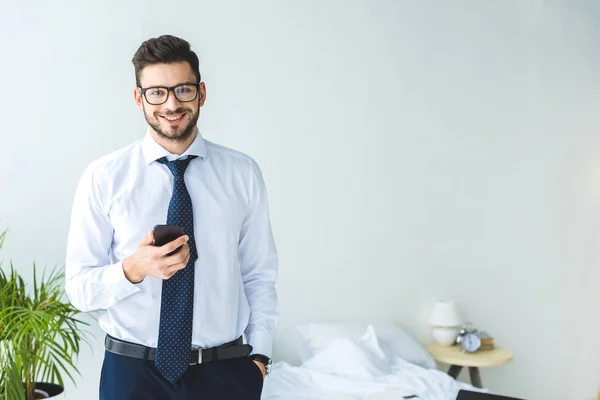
[99,350,264,400]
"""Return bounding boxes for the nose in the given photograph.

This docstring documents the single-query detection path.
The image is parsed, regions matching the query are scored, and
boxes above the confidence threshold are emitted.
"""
[163,89,182,111]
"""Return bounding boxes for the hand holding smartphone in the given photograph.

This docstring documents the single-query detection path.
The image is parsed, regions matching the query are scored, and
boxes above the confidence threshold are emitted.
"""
[122,225,190,283]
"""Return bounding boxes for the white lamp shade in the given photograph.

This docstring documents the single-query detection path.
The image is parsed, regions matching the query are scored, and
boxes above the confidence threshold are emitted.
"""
[429,300,462,327]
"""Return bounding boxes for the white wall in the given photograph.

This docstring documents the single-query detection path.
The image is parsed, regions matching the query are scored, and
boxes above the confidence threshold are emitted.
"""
[1,1,599,399]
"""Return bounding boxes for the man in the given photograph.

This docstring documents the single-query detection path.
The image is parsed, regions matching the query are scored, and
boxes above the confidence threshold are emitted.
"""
[65,35,278,400]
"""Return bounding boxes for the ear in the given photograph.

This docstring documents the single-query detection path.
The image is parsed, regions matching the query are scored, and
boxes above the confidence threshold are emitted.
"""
[134,87,144,111]
[198,82,207,107]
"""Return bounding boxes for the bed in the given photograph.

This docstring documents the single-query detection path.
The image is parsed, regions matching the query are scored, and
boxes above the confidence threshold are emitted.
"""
[261,321,488,400]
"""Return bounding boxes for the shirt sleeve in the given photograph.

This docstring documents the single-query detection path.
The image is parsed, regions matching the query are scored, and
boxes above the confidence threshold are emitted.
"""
[64,164,140,312]
[240,159,279,358]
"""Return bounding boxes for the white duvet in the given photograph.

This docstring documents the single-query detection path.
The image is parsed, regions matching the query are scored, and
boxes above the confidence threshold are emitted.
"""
[261,325,487,400]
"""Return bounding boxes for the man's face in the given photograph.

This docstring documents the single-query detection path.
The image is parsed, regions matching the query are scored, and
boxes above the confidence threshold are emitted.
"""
[134,61,206,142]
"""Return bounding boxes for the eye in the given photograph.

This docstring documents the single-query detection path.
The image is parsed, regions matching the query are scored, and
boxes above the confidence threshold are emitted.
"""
[148,88,166,96]
[175,86,192,94]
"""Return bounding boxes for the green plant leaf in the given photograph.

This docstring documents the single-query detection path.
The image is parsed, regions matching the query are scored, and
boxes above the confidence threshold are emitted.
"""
[0,259,90,400]
[1,354,26,400]
[0,229,6,250]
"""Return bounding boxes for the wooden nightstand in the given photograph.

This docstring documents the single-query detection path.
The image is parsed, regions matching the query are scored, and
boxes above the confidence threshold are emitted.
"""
[426,343,513,388]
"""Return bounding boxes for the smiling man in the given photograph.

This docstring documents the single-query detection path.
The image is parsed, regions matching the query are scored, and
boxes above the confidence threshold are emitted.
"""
[65,35,278,400]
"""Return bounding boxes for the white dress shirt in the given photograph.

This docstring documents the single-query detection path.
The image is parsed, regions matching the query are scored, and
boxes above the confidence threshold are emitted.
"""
[65,130,278,357]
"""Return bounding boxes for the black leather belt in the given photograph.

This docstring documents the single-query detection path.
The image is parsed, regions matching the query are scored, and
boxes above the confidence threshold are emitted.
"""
[105,335,252,365]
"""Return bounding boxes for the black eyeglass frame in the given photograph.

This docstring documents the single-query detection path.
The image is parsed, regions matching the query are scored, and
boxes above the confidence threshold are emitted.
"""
[138,82,201,105]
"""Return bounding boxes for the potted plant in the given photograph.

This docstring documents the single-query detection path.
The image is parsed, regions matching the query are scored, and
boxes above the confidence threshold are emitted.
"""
[0,228,90,399]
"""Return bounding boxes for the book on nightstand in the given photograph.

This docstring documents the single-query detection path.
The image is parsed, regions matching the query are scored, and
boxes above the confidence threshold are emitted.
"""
[477,331,495,351]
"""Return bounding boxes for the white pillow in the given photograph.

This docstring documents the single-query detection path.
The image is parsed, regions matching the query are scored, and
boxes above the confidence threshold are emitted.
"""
[296,321,436,369]
[302,325,391,378]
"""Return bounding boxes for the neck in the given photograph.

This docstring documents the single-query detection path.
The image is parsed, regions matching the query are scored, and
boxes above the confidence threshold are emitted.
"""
[150,126,197,155]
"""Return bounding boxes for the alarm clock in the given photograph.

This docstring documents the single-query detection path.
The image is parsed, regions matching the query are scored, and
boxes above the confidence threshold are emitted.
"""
[461,332,481,353]
[455,325,482,353]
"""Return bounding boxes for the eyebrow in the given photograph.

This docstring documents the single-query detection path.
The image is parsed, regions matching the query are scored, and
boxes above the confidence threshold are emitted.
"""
[141,81,198,88]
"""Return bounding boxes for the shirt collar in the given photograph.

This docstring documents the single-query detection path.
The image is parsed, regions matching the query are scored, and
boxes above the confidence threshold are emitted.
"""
[142,128,207,165]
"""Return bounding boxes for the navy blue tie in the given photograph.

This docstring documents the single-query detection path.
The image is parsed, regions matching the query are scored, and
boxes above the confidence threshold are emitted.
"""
[155,156,198,382]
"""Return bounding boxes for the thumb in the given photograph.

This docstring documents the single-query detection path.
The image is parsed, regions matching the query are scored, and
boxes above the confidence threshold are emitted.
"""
[139,229,155,246]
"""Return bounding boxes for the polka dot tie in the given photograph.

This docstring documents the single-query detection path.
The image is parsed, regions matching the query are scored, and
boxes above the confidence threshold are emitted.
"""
[155,156,198,383]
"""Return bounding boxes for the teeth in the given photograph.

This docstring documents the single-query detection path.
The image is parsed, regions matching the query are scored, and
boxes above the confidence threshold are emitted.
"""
[164,114,183,121]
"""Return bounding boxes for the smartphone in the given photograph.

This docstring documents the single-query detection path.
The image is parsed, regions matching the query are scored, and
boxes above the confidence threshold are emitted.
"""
[153,224,185,256]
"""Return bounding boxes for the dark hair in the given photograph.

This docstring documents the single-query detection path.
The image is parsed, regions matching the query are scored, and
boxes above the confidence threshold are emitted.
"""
[132,35,201,87]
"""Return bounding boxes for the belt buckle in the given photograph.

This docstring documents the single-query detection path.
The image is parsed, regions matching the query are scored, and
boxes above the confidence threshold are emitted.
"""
[190,349,203,365]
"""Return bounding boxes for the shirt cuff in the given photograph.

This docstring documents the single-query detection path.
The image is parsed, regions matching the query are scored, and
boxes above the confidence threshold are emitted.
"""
[246,324,274,358]
[105,261,141,296]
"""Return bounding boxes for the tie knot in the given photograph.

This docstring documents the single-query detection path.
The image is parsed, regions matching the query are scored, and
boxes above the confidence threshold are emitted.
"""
[157,156,197,177]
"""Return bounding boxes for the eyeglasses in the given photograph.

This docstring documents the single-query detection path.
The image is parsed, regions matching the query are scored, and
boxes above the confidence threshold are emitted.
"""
[139,83,200,105]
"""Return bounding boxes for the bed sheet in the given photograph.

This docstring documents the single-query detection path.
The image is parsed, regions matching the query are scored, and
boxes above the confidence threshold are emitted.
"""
[261,325,487,400]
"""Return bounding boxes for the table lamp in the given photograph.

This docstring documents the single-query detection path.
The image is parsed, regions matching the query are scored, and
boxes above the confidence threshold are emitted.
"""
[429,300,463,346]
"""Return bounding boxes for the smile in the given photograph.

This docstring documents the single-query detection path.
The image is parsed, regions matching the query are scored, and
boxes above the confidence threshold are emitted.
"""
[160,113,187,123]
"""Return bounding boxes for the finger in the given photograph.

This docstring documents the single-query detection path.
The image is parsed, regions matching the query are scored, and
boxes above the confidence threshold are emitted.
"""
[164,244,190,264]
[164,252,191,274]
[163,262,189,280]
[162,268,179,279]
[160,270,175,280]
[139,230,155,246]
[164,246,190,268]
[159,235,189,256]
[163,242,189,262]
[163,263,185,279]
